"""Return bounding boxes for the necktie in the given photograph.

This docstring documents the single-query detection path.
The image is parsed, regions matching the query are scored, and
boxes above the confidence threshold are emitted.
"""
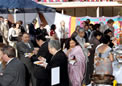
[25,43,31,48]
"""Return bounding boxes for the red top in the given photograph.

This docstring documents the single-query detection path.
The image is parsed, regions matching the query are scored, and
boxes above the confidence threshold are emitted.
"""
[50,30,55,36]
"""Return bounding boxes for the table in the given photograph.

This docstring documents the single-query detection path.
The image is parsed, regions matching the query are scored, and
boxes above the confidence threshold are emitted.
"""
[112,61,122,84]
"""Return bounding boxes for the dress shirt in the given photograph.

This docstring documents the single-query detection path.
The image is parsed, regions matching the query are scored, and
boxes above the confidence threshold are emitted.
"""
[7,58,14,65]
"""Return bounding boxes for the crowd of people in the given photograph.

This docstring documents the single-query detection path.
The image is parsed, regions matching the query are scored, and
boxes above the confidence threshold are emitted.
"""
[0,15,116,86]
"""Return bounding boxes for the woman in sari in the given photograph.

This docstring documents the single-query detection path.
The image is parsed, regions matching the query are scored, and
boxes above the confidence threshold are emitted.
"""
[94,35,114,75]
[64,37,86,86]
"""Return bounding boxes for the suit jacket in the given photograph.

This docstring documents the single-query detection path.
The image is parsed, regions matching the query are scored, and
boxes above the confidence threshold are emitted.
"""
[16,41,34,73]
[36,28,48,37]
[36,42,52,63]
[33,42,52,80]
[0,58,26,86]
[46,50,69,86]
[29,23,36,37]
[20,26,26,34]
[84,31,90,42]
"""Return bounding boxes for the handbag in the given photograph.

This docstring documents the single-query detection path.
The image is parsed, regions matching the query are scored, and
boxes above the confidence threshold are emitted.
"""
[9,35,18,41]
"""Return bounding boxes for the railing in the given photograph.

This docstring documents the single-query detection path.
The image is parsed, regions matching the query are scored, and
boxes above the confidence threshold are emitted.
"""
[36,0,115,2]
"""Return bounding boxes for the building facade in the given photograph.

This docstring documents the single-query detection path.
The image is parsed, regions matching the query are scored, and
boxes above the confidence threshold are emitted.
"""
[36,0,122,17]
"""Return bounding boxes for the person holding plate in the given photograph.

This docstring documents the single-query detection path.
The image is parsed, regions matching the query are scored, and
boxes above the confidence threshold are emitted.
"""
[38,40,69,86]
[33,34,52,86]
[64,37,86,86]
[16,33,36,86]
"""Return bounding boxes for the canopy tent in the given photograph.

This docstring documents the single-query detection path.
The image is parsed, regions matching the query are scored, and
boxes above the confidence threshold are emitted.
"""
[0,0,55,27]
[0,0,55,13]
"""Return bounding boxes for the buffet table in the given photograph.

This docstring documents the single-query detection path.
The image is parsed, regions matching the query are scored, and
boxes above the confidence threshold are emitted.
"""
[112,45,122,83]
[112,61,122,84]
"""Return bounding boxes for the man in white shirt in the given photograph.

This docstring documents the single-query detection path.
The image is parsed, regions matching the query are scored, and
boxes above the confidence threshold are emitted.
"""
[58,20,69,49]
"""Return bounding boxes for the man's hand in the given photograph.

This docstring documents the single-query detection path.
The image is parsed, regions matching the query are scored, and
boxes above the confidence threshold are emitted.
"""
[38,56,46,62]
[33,48,39,55]
[41,62,48,68]
[27,53,34,58]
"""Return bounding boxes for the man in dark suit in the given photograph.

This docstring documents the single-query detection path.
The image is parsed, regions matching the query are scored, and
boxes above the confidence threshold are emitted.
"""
[0,45,26,86]
[84,24,91,42]
[16,33,36,86]
[35,35,52,63]
[29,19,37,38]
[36,23,48,37]
[29,19,37,47]
[39,40,69,86]
[32,34,52,86]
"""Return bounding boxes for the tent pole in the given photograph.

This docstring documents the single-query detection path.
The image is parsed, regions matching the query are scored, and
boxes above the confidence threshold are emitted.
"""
[97,7,100,17]
[14,9,17,23]
[61,9,64,14]
[24,10,26,28]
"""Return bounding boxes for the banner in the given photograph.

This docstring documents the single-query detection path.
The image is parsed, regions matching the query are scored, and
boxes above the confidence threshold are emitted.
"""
[43,12,122,43]
[69,16,122,44]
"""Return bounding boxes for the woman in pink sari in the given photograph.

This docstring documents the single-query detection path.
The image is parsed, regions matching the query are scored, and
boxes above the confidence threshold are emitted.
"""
[64,38,86,86]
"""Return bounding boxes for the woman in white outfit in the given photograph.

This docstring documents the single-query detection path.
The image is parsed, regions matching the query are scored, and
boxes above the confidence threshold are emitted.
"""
[8,23,16,47]
[8,23,21,47]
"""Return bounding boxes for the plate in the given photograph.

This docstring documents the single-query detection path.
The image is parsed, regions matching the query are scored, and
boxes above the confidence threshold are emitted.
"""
[117,58,122,63]
[87,45,92,49]
[24,53,34,57]
[33,61,44,65]
[69,60,76,65]
[116,50,122,54]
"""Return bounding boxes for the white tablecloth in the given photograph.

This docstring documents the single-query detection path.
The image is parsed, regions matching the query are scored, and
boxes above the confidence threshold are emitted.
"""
[87,61,122,86]
[112,61,122,84]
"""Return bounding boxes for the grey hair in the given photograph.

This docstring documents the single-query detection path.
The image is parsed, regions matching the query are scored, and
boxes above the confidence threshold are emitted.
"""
[48,40,61,50]
[78,27,85,33]
[1,45,16,58]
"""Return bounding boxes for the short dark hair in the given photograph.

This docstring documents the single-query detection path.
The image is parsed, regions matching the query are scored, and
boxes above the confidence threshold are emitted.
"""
[104,29,112,35]
[94,31,103,37]
[93,24,101,30]
[1,45,16,58]
[32,19,37,24]
[18,20,23,25]
[51,24,56,31]
[36,34,46,41]
[22,32,29,37]
[101,35,111,44]
[86,19,90,22]
[107,19,114,24]
[89,24,94,27]
[11,23,16,28]
[0,16,4,19]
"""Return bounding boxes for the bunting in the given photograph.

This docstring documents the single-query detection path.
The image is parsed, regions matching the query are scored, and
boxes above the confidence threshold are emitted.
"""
[69,16,122,44]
